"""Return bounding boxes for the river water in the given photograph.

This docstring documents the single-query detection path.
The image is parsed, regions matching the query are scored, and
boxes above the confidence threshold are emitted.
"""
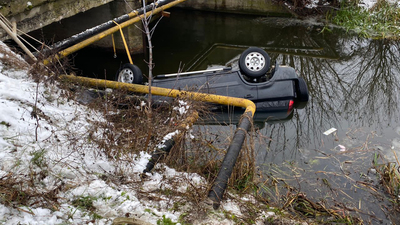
[32,6,400,224]
[149,9,400,224]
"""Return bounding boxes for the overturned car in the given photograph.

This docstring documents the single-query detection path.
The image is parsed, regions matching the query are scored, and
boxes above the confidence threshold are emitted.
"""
[115,47,309,114]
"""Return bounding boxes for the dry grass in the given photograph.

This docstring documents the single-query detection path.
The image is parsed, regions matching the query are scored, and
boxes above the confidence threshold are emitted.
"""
[0,44,29,71]
[0,171,64,213]
[373,151,400,207]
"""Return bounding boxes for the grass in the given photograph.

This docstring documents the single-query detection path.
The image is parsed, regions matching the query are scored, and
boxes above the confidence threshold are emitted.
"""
[71,195,97,212]
[71,195,104,220]
[30,149,47,168]
[157,215,177,225]
[326,0,400,39]
[373,151,400,206]
[0,121,10,127]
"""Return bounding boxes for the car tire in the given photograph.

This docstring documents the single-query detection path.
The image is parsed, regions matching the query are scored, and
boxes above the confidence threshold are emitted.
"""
[115,63,143,84]
[239,47,270,78]
[294,77,309,109]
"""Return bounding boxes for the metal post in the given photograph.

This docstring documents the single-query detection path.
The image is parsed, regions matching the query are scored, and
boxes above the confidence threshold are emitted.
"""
[0,19,36,61]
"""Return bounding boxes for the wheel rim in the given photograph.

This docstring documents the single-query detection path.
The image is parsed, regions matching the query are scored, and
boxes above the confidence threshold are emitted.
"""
[118,68,134,83]
[244,52,266,72]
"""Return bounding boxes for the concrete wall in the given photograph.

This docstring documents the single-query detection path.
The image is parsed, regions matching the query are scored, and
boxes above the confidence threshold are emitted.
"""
[178,0,290,16]
[0,0,290,52]
[0,0,114,40]
[102,0,144,53]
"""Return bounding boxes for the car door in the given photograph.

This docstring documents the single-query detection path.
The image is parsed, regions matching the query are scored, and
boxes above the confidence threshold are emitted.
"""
[206,71,258,100]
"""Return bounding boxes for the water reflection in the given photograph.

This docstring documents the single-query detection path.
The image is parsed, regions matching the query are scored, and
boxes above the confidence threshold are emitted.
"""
[342,39,400,127]
[163,13,400,223]
[260,38,400,148]
[253,35,399,224]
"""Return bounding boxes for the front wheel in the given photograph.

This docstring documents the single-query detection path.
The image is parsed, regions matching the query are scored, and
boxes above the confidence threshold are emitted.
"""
[239,47,271,78]
[115,63,143,84]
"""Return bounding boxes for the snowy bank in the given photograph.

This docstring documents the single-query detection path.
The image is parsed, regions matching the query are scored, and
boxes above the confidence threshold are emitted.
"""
[0,42,277,224]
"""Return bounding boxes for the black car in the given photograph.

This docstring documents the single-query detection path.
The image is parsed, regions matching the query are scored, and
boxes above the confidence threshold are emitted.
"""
[116,47,309,115]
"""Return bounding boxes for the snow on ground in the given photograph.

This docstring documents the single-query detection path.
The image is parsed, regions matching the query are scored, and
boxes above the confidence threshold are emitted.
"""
[359,0,400,8]
[0,42,274,224]
[306,0,400,9]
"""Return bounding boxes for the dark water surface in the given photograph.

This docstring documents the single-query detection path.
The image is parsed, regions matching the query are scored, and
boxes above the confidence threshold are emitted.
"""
[32,6,400,224]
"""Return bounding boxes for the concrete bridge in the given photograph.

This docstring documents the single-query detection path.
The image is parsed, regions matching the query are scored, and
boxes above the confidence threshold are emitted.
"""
[0,0,146,52]
[0,0,289,52]
[0,0,114,40]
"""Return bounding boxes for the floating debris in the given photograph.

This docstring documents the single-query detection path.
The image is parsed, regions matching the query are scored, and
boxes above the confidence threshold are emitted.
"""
[337,144,346,152]
[323,127,337,135]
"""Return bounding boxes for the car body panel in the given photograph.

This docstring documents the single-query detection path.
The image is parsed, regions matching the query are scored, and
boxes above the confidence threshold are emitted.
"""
[152,63,301,113]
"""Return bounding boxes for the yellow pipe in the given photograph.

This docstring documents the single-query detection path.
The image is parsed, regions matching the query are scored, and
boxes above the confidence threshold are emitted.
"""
[61,74,255,207]
[43,0,188,65]
[112,20,133,65]
[60,75,256,116]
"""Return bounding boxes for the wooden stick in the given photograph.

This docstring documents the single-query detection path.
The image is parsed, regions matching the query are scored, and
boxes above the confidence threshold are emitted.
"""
[0,18,37,61]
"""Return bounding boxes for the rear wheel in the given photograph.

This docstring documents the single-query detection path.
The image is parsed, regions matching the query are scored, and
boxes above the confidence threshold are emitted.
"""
[115,63,143,84]
[239,47,271,78]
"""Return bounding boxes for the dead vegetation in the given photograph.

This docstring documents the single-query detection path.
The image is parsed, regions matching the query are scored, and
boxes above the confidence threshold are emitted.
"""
[0,44,29,71]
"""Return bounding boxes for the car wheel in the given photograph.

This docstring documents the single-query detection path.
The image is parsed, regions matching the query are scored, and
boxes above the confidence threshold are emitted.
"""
[116,63,143,84]
[295,77,309,109]
[239,47,270,78]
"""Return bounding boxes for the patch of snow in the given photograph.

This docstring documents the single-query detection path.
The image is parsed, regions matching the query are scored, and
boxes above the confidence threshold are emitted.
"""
[305,0,400,9]
[222,200,243,216]
[132,151,152,172]
[156,130,180,149]
[359,0,378,9]
[173,100,190,115]
[306,0,320,9]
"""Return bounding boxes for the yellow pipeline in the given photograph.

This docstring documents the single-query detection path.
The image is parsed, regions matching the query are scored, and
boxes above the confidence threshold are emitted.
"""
[60,75,256,116]
[43,0,188,65]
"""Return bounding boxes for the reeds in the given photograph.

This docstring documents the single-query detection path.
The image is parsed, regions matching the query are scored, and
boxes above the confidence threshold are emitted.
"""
[373,151,400,206]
